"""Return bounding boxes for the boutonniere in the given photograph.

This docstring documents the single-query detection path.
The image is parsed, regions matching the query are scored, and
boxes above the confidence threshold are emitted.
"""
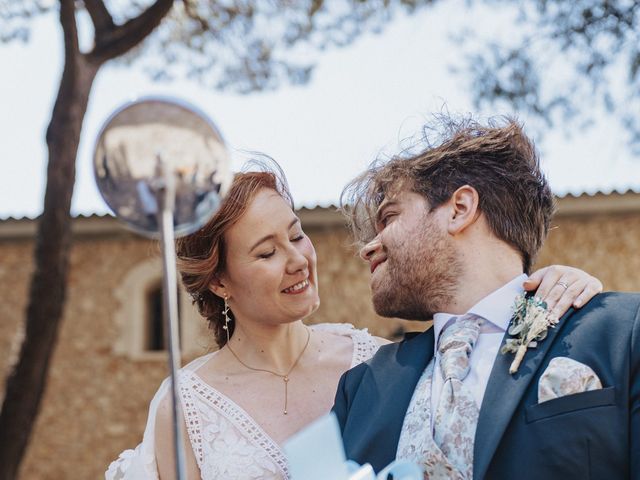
[501,294,559,374]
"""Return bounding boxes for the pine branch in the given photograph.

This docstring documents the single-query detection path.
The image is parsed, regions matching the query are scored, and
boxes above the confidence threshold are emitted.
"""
[83,0,115,37]
[89,0,174,64]
[59,0,79,56]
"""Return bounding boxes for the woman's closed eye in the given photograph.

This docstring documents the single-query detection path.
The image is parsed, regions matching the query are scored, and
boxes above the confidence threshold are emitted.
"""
[257,235,304,259]
[258,249,276,259]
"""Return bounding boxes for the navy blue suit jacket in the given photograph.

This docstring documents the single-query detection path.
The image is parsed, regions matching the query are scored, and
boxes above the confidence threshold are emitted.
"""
[333,292,640,479]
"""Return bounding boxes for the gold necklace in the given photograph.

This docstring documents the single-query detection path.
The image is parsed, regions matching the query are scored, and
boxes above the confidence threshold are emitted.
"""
[226,327,311,415]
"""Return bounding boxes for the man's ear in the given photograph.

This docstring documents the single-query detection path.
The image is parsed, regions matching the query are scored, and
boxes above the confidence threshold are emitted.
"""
[208,276,229,300]
[447,185,480,235]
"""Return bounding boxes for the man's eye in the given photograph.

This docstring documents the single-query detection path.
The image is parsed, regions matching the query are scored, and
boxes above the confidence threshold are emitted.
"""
[381,214,395,226]
[259,250,275,259]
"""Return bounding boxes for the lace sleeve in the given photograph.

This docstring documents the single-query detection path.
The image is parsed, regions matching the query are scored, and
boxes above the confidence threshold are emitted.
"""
[309,322,380,367]
[104,379,169,480]
[105,443,159,480]
[348,327,380,367]
[105,355,213,480]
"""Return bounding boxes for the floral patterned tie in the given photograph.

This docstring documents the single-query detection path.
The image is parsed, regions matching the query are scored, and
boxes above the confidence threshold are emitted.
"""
[433,316,482,480]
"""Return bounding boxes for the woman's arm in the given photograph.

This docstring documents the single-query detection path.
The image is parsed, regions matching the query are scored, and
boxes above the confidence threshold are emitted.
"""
[155,393,201,480]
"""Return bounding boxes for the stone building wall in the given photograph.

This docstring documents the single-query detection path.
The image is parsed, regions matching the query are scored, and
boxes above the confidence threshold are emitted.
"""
[0,230,173,480]
[0,192,639,479]
[536,212,640,293]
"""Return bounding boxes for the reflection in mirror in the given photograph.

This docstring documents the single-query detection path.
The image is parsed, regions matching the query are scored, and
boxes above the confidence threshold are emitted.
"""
[93,97,232,238]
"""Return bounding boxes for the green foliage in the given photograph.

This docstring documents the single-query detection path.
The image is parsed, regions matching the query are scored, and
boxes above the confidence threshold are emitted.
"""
[126,0,432,93]
[0,0,54,41]
[461,0,640,146]
[1,0,434,93]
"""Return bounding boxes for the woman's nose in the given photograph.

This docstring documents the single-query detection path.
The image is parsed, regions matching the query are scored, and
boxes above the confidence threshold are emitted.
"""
[286,245,309,274]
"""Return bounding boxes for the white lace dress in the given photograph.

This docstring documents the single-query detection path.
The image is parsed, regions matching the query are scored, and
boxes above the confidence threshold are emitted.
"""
[105,323,379,480]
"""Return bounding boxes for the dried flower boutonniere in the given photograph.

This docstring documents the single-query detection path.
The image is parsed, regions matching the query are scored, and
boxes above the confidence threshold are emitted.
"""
[501,295,559,374]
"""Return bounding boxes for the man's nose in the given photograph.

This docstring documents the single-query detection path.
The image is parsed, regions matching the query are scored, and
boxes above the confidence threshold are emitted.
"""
[359,236,381,262]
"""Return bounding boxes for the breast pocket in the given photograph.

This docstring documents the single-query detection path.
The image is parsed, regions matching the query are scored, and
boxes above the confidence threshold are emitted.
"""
[525,386,616,423]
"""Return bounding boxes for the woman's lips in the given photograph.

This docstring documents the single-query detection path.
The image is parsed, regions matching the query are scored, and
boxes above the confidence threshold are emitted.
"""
[282,278,310,294]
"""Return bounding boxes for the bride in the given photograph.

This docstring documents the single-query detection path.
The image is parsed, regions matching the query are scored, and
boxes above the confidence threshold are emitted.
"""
[106,166,601,480]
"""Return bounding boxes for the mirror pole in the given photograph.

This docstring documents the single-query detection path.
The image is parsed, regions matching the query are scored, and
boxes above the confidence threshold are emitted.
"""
[93,98,231,480]
[156,157,188,480]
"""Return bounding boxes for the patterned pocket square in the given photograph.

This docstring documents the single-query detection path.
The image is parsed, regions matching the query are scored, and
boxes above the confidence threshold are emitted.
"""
[538,357,602,404]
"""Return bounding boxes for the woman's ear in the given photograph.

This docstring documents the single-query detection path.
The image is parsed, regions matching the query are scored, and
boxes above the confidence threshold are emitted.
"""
[208,276,228,300]
[447,185,480,235]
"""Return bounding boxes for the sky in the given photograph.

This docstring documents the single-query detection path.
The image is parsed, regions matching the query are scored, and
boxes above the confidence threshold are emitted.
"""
[1,1,640,220]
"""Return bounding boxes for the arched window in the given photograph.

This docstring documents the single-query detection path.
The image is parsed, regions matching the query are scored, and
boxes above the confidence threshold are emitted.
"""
[146,282,165,351]
[114,258,209,359]
[144,282,184,351]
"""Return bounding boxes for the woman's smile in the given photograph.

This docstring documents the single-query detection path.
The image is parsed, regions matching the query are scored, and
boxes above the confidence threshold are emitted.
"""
[282,278,310,294]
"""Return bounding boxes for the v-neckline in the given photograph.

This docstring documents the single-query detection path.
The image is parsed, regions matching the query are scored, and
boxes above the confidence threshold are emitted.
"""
[185,363,290,477]
[180,323,371,479]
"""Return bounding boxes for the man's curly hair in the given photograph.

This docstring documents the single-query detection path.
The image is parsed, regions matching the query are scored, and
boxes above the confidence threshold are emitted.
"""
[341,115,555,273]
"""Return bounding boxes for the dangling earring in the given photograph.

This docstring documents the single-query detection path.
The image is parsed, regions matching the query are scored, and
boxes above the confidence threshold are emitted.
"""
[222,295,231,344]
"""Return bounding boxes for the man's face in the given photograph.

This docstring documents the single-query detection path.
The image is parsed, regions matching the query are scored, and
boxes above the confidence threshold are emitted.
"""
[360,190,462,319]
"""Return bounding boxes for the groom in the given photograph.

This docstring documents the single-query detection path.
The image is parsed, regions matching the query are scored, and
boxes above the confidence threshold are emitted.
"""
[333,118,640,479]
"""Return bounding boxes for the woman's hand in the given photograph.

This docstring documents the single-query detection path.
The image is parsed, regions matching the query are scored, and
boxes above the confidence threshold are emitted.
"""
[524,265,603,319]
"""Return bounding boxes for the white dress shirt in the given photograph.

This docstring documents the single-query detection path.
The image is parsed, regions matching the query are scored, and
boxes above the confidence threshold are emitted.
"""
[429,274,527,429]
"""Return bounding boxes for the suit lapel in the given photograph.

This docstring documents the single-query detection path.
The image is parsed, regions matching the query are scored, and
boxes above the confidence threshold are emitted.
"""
[473,307,576,479]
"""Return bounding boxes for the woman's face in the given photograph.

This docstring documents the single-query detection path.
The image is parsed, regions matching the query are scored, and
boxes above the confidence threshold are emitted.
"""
[216,188,320,325]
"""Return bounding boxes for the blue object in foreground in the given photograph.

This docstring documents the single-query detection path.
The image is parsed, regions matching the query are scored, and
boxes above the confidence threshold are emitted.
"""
[284,413,421,480]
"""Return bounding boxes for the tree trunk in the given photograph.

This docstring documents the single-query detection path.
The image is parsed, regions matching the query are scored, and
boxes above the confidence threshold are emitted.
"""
[0,50,99,480]
[0,0,173,474]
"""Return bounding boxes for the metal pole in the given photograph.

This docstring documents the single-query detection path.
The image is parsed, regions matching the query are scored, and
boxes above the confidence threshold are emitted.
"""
[156,160,187,480]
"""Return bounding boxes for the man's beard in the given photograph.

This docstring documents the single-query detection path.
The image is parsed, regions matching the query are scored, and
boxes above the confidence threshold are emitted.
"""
[371,220,462,320]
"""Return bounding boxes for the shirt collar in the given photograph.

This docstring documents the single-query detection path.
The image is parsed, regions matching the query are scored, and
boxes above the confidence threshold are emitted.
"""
[432,273,528,347]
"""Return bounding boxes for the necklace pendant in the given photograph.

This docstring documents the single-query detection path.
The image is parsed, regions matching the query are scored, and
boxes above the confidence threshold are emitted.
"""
[283,376,289,382]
